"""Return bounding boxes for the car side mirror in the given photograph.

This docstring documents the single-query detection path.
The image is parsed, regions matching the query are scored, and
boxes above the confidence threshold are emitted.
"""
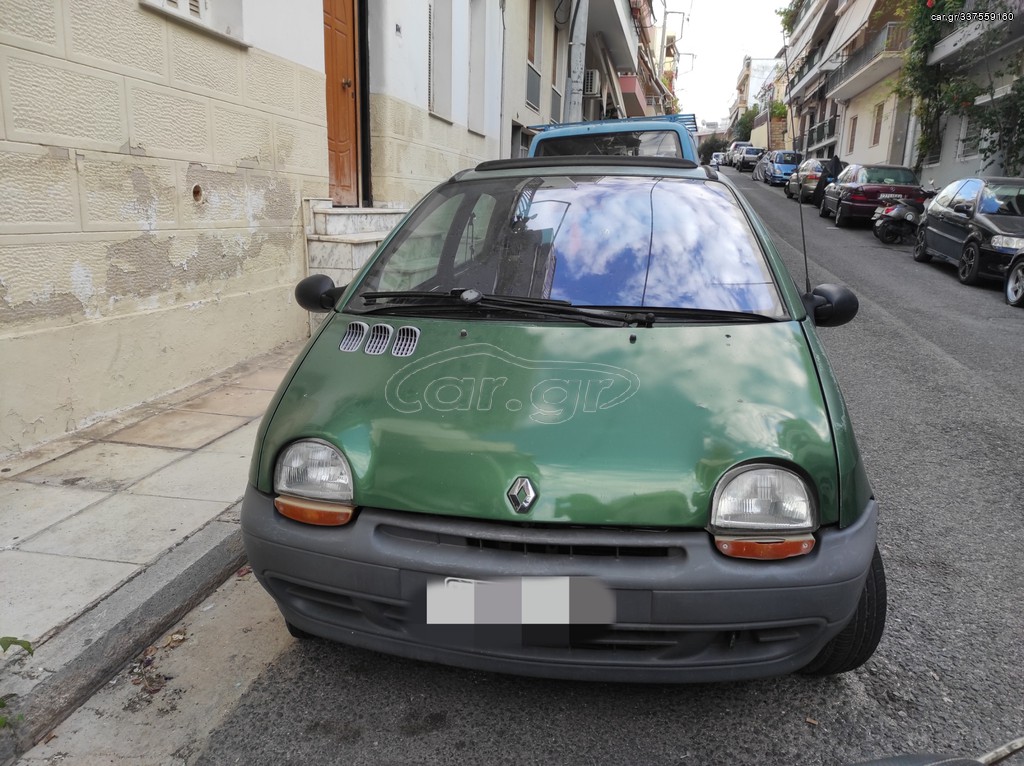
[952,202,974,216]
[295,274,348,312]
[803,283,859,327]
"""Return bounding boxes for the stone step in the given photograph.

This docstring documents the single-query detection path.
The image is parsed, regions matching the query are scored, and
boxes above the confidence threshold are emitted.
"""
[310,206,408,237]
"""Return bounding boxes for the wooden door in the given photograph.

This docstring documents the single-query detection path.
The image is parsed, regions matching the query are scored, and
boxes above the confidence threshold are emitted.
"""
[324,0,359,206]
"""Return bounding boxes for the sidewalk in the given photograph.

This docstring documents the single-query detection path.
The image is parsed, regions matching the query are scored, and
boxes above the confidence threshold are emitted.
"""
[0,339,305,763]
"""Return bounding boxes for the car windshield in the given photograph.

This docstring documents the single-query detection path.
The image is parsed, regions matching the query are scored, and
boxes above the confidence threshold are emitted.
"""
[535,130,683,158]
[775,153,800,164]
[744,148,761,155]
[862,167,919,184]
[348,174,786,318]
[979,183,1024,216]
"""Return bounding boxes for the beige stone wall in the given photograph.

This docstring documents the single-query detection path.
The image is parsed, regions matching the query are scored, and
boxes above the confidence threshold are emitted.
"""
[369,93,500,207]
[0,0,329,456]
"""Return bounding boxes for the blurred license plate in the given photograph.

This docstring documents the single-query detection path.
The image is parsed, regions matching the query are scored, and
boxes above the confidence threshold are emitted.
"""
[426,576,614,625]
[878,193,900,199]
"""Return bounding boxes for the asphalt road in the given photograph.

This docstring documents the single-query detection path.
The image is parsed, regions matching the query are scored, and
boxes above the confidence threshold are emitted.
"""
[29,166,1024,766]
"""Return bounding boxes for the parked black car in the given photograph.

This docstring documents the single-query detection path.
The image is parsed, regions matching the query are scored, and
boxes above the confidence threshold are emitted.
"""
[819,164,925,228]
[913,176,1024,286]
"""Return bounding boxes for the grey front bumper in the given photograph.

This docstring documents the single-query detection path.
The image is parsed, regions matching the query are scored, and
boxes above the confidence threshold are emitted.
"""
[241,486,878,683]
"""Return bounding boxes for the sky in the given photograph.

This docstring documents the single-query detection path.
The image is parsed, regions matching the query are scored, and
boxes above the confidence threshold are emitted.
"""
[662,0,789,127]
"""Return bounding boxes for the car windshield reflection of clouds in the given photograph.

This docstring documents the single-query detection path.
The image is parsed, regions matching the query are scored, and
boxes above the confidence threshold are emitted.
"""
[356,175,785,318]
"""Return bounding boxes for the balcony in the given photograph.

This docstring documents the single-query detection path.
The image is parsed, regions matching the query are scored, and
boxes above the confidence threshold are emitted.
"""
[787,46,840,101]
[928,0,1024,65]
[798,115,838,152]
[618,73,651,117]
[826,23,909,99]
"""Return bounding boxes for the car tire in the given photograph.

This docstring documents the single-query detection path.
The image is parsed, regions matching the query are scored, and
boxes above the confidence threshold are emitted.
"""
[818,197,830,218]
[785,184,794,199]
[800,546,887,677]
[834,202,848,227]
[957,242,982,285]
[1005,259,1024,306]
[913,226,932,262]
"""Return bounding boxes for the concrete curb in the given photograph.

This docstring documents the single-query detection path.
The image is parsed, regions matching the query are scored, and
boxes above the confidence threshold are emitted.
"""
[0,514,246,765]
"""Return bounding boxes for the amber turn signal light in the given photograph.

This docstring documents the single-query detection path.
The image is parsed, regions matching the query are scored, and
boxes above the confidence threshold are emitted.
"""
[714,535,816,560]
[274,495,355,526]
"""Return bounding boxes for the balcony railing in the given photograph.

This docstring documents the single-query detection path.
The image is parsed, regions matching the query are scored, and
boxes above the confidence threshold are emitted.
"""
[826,23,909,94]
[798,115,838,151]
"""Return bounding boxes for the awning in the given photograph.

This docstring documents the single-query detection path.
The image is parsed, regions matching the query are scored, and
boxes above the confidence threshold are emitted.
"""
[818,0,877,65]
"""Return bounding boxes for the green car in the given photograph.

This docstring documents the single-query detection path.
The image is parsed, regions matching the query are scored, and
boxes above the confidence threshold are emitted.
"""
[242,156,885,683]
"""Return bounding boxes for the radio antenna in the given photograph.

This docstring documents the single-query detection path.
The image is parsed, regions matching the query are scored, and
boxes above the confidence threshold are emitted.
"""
[781,31,812,294]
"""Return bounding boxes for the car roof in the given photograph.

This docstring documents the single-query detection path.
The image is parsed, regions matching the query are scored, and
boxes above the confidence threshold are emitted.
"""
[979,176,1024,184]
[466,155,710,180]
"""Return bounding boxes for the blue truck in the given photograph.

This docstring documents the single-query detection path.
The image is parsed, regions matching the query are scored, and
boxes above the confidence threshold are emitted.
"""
[528,114,700,163]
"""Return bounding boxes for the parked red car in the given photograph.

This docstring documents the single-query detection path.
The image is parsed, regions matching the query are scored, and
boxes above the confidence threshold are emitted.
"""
[819,164,925,227]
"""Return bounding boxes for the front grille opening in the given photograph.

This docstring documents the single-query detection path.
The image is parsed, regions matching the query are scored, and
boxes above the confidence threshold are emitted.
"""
[383,524,682,559]
[465,537,675,557]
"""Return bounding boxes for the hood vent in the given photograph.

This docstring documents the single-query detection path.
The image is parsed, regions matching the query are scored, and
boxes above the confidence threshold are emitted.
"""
[391,326,420,357]
[339,321,369,352]
[364,324,394,355]
[340,321,421,356]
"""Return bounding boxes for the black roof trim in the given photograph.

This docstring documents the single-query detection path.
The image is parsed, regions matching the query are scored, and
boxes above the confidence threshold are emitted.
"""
[474,156,700,172]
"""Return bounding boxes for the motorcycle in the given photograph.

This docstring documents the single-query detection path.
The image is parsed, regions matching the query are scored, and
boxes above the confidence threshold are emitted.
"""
[872,189,938,245]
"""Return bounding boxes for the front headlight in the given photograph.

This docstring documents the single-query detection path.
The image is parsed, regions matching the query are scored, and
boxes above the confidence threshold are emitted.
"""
[991,235,1024,252]
[710,464,815,533]
[274,439,353,502]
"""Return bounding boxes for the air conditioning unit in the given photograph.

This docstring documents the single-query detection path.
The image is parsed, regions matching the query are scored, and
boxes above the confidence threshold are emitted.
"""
[583,69,601,97]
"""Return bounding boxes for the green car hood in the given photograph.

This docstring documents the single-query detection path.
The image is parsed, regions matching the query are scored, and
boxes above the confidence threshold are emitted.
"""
[254,316,839,527]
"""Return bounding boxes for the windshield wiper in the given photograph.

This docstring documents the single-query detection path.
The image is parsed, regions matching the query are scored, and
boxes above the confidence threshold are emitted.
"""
[597,306,782,325]
[357,289,634,327]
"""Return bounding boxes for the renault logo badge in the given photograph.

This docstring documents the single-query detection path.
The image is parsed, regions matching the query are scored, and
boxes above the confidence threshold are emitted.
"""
[507,477,537,514]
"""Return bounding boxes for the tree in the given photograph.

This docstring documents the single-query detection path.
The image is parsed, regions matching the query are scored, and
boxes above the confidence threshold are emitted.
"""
[698,134,729,164]
[894,0,1024,175]
[734,107,759,142]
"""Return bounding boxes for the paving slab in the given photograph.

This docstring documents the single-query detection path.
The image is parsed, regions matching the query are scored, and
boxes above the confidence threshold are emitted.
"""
[128,449,251,504]
[0,482,110,549]
[177,385,275,417]
[15,442,186,492]
[0,550,136,644]
[0,439,91,479]
[231,367,290,391]
[19,494,227,565]
[204,420,261,455]
[104,410,250,450]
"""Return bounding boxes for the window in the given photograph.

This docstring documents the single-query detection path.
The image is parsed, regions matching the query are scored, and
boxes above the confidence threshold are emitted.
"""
[847,115,857,154]
[468,0,486,134]
[528,0,539,65]
[550,25,565,121]
[138,0,246,45]
[526,0,542,111]
[160,0,204,21]
[429,0,453,118]
[959,114,982,158]
[951,179,982,210]
[870,102,884,146]
[933,181,963,208]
